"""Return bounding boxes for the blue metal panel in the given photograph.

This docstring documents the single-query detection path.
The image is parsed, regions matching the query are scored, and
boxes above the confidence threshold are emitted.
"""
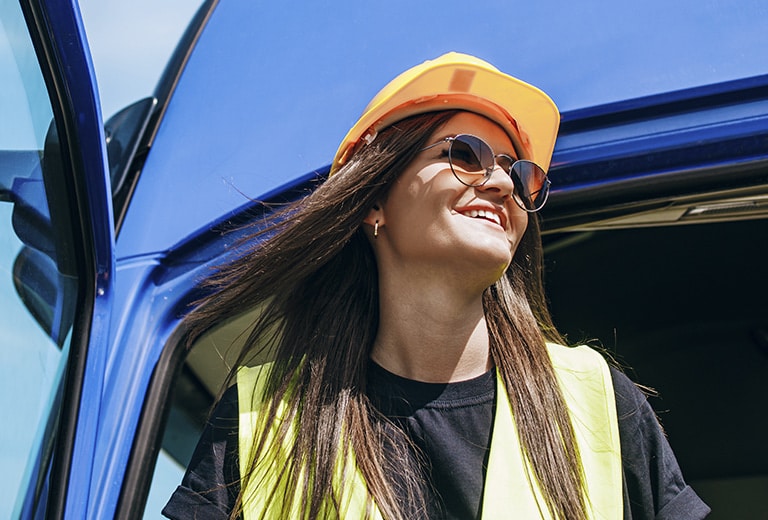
[87,255,190,518]
[552,75,768,190]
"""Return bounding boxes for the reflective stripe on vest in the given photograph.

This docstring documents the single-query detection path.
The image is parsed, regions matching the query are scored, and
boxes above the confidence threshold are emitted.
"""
[238,344,622,519]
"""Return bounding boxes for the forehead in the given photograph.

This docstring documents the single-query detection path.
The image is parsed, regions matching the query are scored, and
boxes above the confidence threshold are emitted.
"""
[431,112,518,157]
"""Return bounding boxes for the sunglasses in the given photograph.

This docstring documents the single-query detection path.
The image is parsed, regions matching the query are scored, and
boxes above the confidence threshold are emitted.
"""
[421,134,551,213]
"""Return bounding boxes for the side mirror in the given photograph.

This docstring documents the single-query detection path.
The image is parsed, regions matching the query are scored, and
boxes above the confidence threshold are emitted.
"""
[3,98,156,346]
[1,121,77,348]
[12,246,76,348]
[105,96,156,195]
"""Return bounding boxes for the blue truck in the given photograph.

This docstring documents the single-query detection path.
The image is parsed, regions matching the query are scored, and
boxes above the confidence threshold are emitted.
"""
[2,0,767,517]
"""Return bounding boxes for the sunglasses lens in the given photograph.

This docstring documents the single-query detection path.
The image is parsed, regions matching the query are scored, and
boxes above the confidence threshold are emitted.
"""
[449,135,494,185]
[512,160,550,211]
[442,136,549,211]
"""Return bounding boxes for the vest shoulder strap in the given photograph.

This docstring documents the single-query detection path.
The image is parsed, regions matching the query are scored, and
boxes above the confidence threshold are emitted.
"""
[549,343,623,519]
[237,364,381,519]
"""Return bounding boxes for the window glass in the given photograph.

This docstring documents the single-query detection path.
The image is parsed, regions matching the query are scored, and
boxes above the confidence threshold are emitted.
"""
[0,3,78,516]
[144,367,213,518]
[145,322,247,517]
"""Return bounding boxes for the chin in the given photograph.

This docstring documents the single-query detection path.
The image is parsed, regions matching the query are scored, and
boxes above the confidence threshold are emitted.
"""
[476,250,512,284]
[485,241,516,269]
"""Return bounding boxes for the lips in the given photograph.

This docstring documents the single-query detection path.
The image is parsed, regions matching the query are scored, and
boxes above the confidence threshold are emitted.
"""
[459,207,505,228]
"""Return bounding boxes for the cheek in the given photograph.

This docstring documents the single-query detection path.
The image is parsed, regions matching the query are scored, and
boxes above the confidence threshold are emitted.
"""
[506,211,529,253]
[508,207,529,236]
[385,175,449,226]
[383,189,420,228]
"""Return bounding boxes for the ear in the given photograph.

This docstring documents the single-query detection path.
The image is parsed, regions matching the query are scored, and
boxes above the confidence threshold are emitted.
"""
[363,203,384,227]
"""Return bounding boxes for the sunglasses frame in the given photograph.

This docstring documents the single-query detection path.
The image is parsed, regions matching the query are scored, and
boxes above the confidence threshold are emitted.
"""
[421,134,551,213]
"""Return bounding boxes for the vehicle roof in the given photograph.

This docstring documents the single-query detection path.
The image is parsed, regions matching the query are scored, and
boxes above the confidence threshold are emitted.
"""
[115,0,768,257]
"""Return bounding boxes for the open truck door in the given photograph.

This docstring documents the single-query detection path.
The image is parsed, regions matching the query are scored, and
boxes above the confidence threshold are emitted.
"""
[0,0,114,517]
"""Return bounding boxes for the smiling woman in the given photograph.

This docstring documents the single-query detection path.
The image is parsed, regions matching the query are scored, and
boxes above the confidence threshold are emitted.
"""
[161,53,710,520]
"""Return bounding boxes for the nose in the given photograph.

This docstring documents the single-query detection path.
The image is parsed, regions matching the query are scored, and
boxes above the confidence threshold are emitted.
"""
[475,164,515,201]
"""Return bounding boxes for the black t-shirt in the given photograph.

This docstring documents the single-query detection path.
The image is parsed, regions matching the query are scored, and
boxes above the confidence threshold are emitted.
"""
[366,362,496,519]
[162,365,710,519]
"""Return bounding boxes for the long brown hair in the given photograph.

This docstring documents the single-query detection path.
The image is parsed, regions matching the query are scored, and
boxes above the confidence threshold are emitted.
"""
[185,111,587,519]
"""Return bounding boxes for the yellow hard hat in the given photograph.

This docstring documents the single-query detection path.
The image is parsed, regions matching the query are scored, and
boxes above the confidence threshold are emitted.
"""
[331,52,560,175]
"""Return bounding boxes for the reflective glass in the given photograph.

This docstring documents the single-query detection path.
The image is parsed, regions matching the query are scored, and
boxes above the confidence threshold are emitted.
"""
[0,3,77,516]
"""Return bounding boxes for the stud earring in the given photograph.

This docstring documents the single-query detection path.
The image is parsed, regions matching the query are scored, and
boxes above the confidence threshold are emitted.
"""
[374,220,379,238]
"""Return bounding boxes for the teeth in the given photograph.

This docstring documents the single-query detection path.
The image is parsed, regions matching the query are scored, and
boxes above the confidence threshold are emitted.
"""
[462,209,501,226]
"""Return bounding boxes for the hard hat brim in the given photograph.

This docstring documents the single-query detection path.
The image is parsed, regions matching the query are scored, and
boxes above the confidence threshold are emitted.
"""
[331,52,560,174]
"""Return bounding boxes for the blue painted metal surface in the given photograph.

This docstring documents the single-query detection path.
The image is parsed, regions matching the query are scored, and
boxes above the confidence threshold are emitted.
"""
[115,0,768,260]
[88,255,194,518]
[42,1,114,517]
[552,75,768,191]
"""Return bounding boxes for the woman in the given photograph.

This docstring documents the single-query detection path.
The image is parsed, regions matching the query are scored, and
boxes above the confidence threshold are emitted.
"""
[163,53,709,519]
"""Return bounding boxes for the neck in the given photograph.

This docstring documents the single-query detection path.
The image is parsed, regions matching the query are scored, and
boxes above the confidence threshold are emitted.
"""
[371,273,493,383]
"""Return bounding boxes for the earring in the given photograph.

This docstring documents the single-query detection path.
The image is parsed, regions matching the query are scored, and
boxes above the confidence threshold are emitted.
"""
[374,220,379,238]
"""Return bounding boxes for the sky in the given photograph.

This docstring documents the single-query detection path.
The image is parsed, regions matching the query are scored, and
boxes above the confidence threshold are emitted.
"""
[79,0,203,118]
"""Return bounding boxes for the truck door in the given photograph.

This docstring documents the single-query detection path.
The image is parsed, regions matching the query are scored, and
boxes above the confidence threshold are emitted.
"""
[0,0,114,517]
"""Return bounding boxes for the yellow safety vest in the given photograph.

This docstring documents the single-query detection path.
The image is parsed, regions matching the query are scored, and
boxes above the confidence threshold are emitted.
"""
[238,344,623,519]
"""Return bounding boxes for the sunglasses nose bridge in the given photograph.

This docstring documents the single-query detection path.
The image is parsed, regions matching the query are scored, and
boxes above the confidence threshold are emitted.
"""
[476,162,516,197]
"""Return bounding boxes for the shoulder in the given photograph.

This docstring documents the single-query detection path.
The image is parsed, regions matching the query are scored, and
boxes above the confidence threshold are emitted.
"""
[546,343,614,399]
[547,342,607,368]
[546,343,613,389]
[546,347,711,518]
[545,344,649,416]
[545,344,619,431]
[608,366,711,519]
[162,384,240,519]
[236,362,277,415]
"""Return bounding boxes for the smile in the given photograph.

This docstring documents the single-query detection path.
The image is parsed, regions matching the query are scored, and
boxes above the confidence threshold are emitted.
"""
[460,209,503,227]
